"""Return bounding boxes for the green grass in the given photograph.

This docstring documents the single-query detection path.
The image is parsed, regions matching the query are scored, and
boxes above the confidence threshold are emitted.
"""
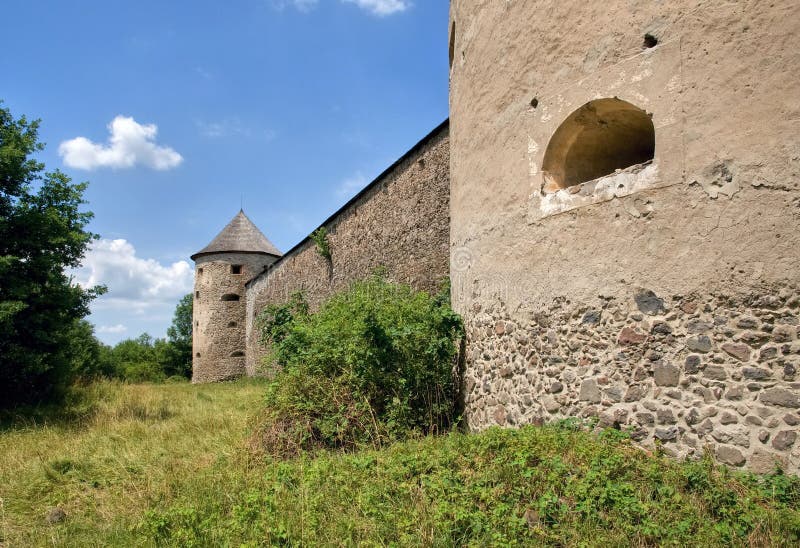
[1,382,798,547]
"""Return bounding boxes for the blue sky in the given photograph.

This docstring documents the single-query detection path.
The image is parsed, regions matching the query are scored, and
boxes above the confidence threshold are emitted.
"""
[1,0,449,344]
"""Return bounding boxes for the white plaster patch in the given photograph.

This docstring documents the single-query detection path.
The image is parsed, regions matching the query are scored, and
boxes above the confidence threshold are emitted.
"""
[631,68,653,84]
[527,136,539,177]
[530,163,660,221]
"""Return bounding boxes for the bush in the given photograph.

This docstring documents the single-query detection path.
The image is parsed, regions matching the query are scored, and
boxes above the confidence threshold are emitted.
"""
[255,275,463,456]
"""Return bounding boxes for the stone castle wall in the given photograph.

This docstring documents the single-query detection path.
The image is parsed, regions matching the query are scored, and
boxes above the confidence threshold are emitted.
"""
[193,252,276,383]
[244,122,450,375]
[464,285,799,473]
[449,0,800,473]
[189,0,800,475]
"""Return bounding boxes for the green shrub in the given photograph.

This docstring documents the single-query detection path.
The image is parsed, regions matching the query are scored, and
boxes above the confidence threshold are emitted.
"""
[255,275,463,456]
[116,360,168,383]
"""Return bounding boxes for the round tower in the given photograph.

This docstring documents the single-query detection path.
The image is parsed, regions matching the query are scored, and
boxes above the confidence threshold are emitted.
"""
[190,210,281,383]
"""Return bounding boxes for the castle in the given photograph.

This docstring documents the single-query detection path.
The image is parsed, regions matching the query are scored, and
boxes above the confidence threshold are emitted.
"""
[192,1,800,474]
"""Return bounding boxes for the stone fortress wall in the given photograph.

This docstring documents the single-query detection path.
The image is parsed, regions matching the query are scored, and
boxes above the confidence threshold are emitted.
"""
[448,0,800,473]
[244,122,451,376]
[193,252,277,383]
[194,0,800,475]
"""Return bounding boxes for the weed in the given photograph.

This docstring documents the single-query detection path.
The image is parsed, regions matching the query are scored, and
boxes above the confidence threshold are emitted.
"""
[310,226,331,260]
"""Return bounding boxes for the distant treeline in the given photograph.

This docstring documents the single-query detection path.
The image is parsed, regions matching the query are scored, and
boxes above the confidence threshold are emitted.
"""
[82,294,193,383]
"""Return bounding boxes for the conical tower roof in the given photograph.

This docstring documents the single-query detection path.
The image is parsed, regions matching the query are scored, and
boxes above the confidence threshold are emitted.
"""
[191,210,281,260]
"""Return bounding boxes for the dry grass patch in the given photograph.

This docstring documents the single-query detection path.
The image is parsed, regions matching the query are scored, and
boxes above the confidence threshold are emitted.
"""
[0,380,265,546]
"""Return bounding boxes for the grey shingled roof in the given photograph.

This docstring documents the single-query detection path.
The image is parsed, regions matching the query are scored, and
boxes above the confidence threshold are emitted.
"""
[191,210,282,260]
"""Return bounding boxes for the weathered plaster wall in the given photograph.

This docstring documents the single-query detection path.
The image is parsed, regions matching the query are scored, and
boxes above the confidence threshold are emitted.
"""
[193,252,277,383]
[245,123,450,375]
[449,1,800,473]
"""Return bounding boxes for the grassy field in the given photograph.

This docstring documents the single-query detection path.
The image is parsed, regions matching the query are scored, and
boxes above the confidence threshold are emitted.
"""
[1,381,798,547]
[0,381,264,546]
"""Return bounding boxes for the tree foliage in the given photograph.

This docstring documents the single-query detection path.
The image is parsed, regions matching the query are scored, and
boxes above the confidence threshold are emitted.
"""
[103,334,172,383]
[0,103,105,406]
[166,293,193,378]
[97,295,194,383]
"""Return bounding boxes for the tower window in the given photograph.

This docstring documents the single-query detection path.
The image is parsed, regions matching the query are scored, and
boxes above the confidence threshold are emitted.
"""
[196,352,201,358]
[228,321,237,328]
[231,265,242,274]
[195,291,200,299]
[541,98,655,191]
[198,268,203,275]
[230,351,245,357]
[448,21,456,70]
[221,293,240,302]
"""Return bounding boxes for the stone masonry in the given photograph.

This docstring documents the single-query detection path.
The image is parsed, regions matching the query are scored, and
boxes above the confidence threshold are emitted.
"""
[463,285,799,473]
[448,0,800,475]
[191,1,799,475]
[192,212,280,383]
[244,122,450,375]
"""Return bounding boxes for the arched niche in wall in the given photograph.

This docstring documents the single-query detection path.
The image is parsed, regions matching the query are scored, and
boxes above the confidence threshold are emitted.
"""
[541,98,655,191]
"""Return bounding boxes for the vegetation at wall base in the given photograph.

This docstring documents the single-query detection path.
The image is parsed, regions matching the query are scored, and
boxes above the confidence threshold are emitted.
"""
[255,275,464,457]
[1,381,797,546]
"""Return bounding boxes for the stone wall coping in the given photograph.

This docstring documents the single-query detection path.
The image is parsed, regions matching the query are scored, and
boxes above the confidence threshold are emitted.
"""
[245,118,450,290]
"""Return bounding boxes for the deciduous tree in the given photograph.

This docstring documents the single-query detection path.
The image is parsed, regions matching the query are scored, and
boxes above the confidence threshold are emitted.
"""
[166,293,192,378]
[0,103,104,406]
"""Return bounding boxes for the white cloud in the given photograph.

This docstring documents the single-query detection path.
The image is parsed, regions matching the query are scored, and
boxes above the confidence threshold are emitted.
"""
[59,116,183,171]
[342,0,411,16]
[270,0,410,16]
[98,324,128,334]
[197,118,251,139]
[195,118,276,141]
[72,239,194,315]
[336,171,368,199]
[195,66,213,80]
[271,0,318,12]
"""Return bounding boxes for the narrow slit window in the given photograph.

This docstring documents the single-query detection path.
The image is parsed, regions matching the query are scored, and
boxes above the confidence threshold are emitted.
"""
[449,21,456,70]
